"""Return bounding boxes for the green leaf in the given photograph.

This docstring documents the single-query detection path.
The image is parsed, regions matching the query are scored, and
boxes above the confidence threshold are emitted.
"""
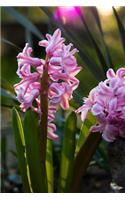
[46,139,54,192]
[1,78,15,94]
[58,112,77,192]
[1,38,22,51]
[75,7,109,74]
[90,7,113,67]
[9,149,17,158]
[3,7,44,40]
[1,103,20,110]
[75,116,92,155]
[40,7,105,81]
[25,29,33,47]
[1,80,19,108]
[75,112,96,155]
[78,48,105,81]
[1,88,16,101]
[113,7,125,53]
[12,108,31,192]
[70,132,101,192]
[1,88,19,108]
[23,109,48,192]
[90,7,103,35]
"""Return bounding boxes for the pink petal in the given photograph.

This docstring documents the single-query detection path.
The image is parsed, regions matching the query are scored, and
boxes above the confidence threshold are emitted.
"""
[116,67,125,78]
[92,103,104,116]
[49,57,62,65]
[106,68,115,79]
[38,40,48,47]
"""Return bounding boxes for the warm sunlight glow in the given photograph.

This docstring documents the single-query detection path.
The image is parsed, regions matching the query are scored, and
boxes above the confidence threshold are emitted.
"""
[98,6,119,16]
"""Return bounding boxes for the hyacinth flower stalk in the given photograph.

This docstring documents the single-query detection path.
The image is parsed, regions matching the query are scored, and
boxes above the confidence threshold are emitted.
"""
[14,29,81,140]
[76,68,125,192]
[13,29,81,192]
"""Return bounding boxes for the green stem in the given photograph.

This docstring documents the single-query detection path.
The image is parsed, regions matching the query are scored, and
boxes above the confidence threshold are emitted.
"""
[46,139,54,192]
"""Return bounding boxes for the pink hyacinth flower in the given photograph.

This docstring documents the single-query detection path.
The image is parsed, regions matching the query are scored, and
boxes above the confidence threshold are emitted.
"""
[49,43,81,90]
[49,82,72,109]
[14,29,81,140]
[76,68,125,142]
[39,29,65,56]
[14,73,40,112]
[17,43,44,78]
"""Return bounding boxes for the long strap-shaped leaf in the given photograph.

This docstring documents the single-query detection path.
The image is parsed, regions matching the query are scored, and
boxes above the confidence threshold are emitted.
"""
[23,109,48,192]
[58,112,77,192]
[90,7,113,67]
[1,38,22,51]
[70,132,101,192]
[113,7,125,53]
[76,113,96,153]
[46,139,54,192]
[12,108,31,192]
[1,88,17,101]
[75,7,109,74]
[75,118,92,156]
[3,7,44,40]
[1,87,19,109]
[1,78,15,94]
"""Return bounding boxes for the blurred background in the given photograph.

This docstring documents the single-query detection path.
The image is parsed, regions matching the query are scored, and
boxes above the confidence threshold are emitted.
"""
[1,6,125,192]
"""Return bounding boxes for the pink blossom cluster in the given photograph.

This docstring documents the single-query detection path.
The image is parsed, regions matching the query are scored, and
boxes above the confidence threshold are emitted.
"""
[76,68,125,142]
[14,29,81,140]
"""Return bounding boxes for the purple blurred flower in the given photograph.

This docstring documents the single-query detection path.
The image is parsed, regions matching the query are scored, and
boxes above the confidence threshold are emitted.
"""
[54,7,80,24]
[76,68,125,142]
